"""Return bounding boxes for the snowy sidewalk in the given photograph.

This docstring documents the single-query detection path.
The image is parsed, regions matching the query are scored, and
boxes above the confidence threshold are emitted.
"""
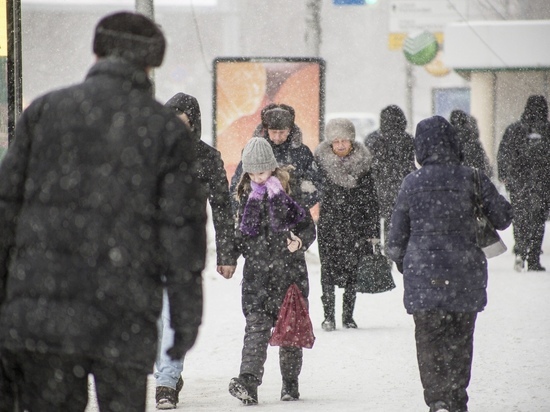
[86,224,550,412]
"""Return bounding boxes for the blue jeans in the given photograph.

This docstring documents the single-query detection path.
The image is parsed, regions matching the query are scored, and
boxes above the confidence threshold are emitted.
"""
[154,290,185,389]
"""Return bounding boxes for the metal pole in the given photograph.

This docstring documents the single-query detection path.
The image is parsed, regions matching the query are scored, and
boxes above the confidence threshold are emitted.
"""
[305,0,322,56]
[405,62,414,133]
[135,0,154,20]
[135,0,156,95]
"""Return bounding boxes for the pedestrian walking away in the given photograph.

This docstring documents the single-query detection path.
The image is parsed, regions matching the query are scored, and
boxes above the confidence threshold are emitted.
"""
[154,92,237,410]
[0,12,207,412]
[364,105,415,244]
[228,137,316,405]
[315,118,380,331]
[497,95,550,272]
[386,116,513,412]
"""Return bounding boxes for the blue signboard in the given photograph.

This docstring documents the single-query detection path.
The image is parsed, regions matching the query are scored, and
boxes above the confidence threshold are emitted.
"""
[333,0,365,4]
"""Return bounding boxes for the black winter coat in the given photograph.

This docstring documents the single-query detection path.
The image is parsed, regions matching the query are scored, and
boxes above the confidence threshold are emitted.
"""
[497,98,550,198]
[386,116,513,314]
[234,176,316,319]
[230,125,319,209]
[315,141,380,287]
[0,59,207,372]
[365,127,415,221]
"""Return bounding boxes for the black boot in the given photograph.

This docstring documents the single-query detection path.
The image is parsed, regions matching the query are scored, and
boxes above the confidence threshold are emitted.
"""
[342,286,357,328]
[281,379,299,401]
[229,373,258,405]
[321,285,336,331]
[527,253,546,272]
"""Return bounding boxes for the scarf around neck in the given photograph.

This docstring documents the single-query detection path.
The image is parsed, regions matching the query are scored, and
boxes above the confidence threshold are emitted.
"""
[240,176,306,237]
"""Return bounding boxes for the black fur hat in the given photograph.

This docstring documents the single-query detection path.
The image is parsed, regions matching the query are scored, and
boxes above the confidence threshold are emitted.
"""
[93,12,166,68]
[261,104,295,130]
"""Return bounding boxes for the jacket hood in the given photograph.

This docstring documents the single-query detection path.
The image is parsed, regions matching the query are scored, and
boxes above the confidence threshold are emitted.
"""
[315,140,372,188]
[380,105,407,135]
[521,95,548,126]
[415,115,461,166]
[165,92,201,140]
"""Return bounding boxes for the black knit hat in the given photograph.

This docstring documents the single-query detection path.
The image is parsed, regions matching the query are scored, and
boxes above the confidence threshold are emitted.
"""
[93,12,166,68]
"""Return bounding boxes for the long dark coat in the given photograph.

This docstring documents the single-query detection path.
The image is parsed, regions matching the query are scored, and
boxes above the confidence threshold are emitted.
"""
[386,116,513,314]
[315,141,380,287]
[497,96,550,198]
[365,120,415,222]
[230,125,319,209]
[234,175,316,319]
[0,58,207,372]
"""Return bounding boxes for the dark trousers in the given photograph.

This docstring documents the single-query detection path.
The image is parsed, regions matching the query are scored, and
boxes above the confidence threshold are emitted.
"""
[321,283,356,322]
[1,349,148,412]
[509,188,549,264]
[239,311,302,385]
[413,311,477,412]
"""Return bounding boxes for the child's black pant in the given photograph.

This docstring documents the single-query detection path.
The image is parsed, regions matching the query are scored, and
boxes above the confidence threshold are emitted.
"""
[1,349,149,412]
[413,310,477,412]
[239,311,302,385]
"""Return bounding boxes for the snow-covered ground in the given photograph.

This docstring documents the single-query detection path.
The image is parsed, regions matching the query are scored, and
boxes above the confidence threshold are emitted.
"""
[86,220,550,412]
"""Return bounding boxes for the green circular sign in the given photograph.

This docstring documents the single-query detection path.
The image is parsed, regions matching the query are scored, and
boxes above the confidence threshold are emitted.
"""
[403,31,439,66]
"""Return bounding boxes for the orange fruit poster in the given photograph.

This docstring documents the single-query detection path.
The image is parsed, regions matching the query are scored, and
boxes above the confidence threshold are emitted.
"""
[213,58,325,180]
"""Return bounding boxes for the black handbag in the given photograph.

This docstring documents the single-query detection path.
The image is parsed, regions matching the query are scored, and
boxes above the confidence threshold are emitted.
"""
[356,244,396,294]
[473,169,507,258]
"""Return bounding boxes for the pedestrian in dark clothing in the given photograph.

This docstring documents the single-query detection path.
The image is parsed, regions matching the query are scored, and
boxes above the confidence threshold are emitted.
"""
[0,12,207,412]
[155,93,237,409]
[228,137,316,405]
[365,105,415,243]
[230,103,319,209]
[450,110,493,177]
[497,95,550,271]
[386,116,513,412]
[315,118,380,331]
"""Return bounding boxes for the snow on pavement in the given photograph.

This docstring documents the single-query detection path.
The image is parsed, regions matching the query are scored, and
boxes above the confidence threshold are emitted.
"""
[86,222,550,412]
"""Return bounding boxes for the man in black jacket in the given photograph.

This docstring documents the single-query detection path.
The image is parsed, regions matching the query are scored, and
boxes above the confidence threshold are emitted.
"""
[0,12,206,411]
[497,95,550,272]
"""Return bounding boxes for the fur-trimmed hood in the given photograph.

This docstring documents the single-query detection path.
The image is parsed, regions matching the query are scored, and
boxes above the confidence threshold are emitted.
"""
[315,140,372,188]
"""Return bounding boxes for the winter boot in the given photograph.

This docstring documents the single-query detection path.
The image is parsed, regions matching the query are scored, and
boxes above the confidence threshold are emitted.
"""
[280,379,299,401]
[321,286,336,331]
[155,376,184,410]
[527,253,546,271]
[229,373,258,405]
[342,287,357,328]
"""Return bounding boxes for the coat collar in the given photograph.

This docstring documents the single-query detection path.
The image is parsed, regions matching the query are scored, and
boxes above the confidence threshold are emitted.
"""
[315,140,372,188]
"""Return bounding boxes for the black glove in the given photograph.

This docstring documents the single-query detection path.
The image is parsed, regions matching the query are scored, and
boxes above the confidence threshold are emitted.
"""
[166,329,194,361]
[396,262,404,274]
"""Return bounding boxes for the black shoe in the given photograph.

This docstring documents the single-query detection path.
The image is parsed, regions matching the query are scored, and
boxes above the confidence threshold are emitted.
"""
[281,379,299,401]
[156,386,177,410]
[528,262,546,271]
[155,376,184,409]
[321,318,336,331]
[229,374,258,405]
[343,318,358,329]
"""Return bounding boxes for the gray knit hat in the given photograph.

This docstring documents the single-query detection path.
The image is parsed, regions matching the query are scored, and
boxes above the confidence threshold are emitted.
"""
[325,118,356,143]
[242,137,279,174]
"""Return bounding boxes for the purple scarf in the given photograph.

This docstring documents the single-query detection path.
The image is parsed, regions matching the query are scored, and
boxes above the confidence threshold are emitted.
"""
[240,176,306,237]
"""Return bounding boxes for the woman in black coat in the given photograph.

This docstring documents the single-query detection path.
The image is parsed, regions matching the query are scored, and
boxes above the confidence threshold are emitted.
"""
[386,116,513,412]
[315,118,380,331]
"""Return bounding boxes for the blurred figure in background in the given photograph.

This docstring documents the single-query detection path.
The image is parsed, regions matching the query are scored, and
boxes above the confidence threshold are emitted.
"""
[154,93,237,409]
[449,110,493,177]
[497,95,550,272]
[315,118,380,331]
[0,12,206,411]
[364,105,415,245]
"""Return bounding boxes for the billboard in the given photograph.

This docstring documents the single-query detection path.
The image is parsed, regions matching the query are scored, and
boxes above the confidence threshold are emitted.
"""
[212,57,325,179]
